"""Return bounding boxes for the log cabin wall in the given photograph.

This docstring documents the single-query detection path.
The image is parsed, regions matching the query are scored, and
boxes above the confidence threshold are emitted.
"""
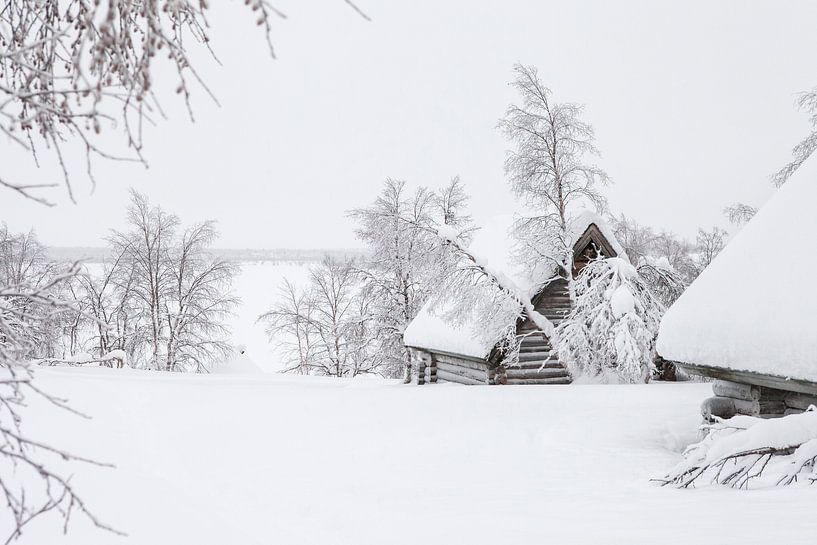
[409,349,492,385]
[433,353,492,385]
[701,379,817,420]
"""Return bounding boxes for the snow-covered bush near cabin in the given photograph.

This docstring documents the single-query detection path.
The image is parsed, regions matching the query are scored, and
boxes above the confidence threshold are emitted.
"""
[660,408,817,489]
[556,257,662,383]
[636,256,687,308]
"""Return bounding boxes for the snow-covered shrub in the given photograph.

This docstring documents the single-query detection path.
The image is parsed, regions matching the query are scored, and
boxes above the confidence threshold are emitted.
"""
[555,257,662,383]
[636,256,686,308]
[659,408,817,489]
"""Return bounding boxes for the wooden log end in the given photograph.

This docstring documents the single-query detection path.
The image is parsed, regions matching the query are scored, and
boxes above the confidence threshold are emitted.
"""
[701,396,736,421]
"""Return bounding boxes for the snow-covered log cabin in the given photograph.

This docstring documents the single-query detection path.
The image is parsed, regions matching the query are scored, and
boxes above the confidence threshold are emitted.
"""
[403,212,626,385]
[657,162,817,419]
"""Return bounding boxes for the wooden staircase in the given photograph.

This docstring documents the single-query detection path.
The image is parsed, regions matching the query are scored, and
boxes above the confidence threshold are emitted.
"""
[491,278,573,385]
[495,332,571,385]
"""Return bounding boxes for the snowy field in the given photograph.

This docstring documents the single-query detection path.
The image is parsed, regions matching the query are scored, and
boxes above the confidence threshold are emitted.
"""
[16,369,817,545]
[226,260,311,372]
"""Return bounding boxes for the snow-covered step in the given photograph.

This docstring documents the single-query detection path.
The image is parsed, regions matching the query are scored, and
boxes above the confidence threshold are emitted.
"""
[511,361,564,371]
[505,376,571,385]
[519,344,551,356]
[519,337,551,346]
[518,352,553,362]
[519,341,550,347]
[505,368,569,380]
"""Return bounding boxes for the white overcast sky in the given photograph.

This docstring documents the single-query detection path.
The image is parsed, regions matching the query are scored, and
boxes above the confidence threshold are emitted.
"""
[3,0,817,249]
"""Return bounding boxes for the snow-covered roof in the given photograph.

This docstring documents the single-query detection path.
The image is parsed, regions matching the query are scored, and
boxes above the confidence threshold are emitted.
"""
[403,211,625,359]
[657,160,817,383]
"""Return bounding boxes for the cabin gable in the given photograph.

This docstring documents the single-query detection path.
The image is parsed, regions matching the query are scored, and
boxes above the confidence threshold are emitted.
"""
[572,223,619,275]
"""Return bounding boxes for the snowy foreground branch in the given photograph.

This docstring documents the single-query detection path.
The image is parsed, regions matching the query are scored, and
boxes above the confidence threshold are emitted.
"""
[1,265,121,541]
[658,408,817,489]
[1,1,368,202]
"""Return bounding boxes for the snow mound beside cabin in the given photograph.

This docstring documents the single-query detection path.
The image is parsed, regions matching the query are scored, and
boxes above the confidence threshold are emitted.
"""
[211,344,264,374]
[657,159,817,382]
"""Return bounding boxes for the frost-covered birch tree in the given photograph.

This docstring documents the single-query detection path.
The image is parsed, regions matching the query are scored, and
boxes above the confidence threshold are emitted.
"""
[76,247,142,365]
[349,178,471,381]
[109,190,237,372]
[723,203,758,227]
[555,257,663,383]
[260,279,316,375]
[773,86,817,186]
[694,226,728,274]
[164,222,238,372]
[260,257,380,377]
[608,214,686,307]
[111,190,179,370]
[650,231,697,284]
[608,214,655,266]
[498,63,609,302]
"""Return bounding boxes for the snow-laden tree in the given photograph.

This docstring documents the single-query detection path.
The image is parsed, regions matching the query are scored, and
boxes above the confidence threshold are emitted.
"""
[0,225,71,359]
[436,175,473,231]
[607,213,656,266]
[349,177,472,380]
[260,279,316,376]
[498,63,610,301]
[75,247,142,364]
[0,1,369,202]
[660,409,817,489]
[608,214,687,308]
[650,230,697,283]
[694,226,728,274]
[0,225,119,541]
[260,257,381,377]
[163,222,238,372]
[109,190,237,372]
[635,257,686,309]
[426,240,534,360]
[773,86,817,187]
[723,202,758,227]
[110,190,180,370]
[555,257,663,383]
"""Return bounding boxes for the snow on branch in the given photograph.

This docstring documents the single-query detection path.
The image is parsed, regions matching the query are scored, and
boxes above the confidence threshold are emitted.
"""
[0,1,368,201]
[723,202,758,227]
[556,257,662,383]
[772,87,817,187]
[37,350,128,368]
[0,266,122,541]
[403,216,556,341]
[658,408,817,489]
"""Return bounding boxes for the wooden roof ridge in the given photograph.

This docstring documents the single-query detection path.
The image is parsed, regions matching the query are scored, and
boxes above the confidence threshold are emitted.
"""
[571,222,618,259]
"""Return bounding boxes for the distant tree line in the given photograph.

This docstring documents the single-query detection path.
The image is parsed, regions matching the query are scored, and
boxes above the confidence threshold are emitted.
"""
[1,191,238,373]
